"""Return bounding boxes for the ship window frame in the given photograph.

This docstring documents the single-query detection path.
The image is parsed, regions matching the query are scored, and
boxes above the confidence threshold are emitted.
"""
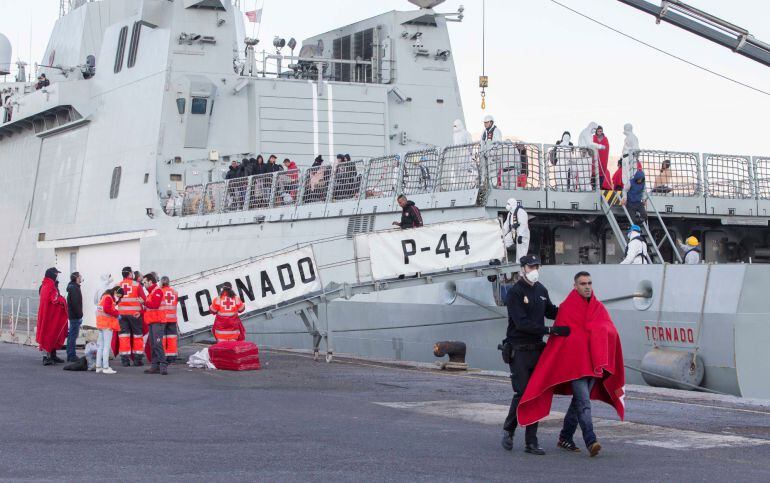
[110,166,122,199]
[127,22,142,68]
[176,98,186,114]
[114,26,128,73]
[191,97,208,115]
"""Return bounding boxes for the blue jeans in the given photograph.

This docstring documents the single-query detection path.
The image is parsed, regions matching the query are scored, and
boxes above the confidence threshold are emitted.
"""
[66,318,83,360]
[560,377,597,447]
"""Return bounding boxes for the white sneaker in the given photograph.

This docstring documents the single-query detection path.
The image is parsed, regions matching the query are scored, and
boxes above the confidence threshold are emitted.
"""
[96,367,103,374]
[102,367,116,375]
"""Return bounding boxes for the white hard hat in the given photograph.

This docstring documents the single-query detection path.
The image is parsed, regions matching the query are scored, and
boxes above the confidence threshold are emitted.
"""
[483,114,494,123]
[505,198,518,211]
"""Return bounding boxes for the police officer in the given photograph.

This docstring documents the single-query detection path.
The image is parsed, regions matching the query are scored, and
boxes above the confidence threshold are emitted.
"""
[501,255,570,455]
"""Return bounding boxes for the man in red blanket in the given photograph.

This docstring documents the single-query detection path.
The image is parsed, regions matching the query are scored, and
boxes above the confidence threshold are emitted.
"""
[517,271,625,457]
[36,267,69,366]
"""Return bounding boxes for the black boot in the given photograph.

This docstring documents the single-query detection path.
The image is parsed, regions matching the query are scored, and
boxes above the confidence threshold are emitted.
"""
[133,355,144,367]
[42,355,53,366]
[121,357,131,367]
[50,351,65,364]
[160,366,168,375]
[501,430,513,451]
[525,443,545,455]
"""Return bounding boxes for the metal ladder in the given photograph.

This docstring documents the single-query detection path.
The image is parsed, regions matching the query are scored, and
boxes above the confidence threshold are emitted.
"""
[600,191,682,264]
[178,261,520,360]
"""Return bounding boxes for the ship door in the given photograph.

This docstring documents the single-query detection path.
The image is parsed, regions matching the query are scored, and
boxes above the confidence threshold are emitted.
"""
[179,76,216,149]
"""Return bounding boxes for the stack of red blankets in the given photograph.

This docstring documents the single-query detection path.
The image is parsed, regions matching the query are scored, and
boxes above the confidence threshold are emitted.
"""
[208,341,261,371]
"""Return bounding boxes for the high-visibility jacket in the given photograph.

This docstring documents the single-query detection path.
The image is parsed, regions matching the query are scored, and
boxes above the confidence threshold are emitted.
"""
[210,295,245,318]
[210,295,245,341]
[144,286,179,324]
[95,294,120,331]
[117,278,146,316]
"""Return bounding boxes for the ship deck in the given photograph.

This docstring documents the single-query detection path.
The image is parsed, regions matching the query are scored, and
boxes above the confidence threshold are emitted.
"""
[1,343,769,481]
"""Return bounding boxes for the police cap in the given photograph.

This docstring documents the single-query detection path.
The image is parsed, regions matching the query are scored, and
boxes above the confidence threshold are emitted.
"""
[519,255,541,267]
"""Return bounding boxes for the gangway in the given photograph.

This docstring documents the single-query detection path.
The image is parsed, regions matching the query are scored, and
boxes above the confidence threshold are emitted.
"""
[600,191,682,264]
[178,260,520,361]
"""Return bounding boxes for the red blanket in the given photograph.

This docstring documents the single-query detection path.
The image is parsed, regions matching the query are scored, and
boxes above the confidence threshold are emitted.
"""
[517,289,625,426]
[36,278,69,353]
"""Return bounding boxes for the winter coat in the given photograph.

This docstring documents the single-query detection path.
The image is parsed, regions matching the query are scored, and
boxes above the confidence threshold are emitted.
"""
[66,281,83,320]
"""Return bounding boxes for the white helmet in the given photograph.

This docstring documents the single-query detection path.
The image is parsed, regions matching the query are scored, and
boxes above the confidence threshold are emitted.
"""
[505,198,518,212]
[483,114,494,123]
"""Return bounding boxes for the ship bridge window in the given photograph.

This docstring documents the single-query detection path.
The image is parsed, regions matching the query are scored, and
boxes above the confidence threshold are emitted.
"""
[176,98,186,114]
[127,22,142,69]
[191,97,208,114]
[110,166,122,199]
[114,26,128,73]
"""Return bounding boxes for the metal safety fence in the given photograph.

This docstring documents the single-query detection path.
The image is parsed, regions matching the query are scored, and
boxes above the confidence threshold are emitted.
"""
[543,144,596,192]
[401,148,439,195]
[753,157,770,200]
[438,143,481,191]
[300,164,332,205]
[274,169,301,206]
[704,153,754,199]
[363,155,400,199]
[245,172,277,209]
[487,141,543,190]
[331,160,365,202]
[636,150,702,197]
[181,184,206,215]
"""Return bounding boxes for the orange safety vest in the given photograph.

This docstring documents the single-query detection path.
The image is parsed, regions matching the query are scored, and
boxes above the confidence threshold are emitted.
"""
[95,295,120,331]
[145,286,179,324]
[210,295,244,318]
[117,278,143,316]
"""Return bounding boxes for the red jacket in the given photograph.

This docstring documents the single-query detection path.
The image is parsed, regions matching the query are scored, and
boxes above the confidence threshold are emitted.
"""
[593,134,611,190]
[36,277,69,353]
[612,168,623,190]
[517,290,626,426]
[285,161,298,180]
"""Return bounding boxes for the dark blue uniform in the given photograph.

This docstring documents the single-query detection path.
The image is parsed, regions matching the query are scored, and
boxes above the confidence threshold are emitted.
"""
[503,278,558,444]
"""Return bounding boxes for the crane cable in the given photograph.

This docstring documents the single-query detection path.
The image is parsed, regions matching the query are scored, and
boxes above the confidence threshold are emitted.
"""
[480,0,487,109]
[550,0,770,97]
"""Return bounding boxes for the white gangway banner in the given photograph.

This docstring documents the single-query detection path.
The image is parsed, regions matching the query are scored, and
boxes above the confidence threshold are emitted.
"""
[360,219,505,281]
[175,246,322,334]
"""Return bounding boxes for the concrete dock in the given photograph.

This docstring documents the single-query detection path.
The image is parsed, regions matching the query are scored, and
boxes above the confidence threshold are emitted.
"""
[0,343,768,481]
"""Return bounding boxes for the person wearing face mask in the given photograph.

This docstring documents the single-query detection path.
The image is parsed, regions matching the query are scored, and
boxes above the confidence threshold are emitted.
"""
[577,122,604,192]
[502,198,529,263]
[500,255,569,456]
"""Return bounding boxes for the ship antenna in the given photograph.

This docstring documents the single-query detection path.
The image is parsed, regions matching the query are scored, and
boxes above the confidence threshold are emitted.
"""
[479,0,488,109]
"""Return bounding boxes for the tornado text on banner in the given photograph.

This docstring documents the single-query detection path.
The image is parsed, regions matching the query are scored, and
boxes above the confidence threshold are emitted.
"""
[362,219,505,280]
[174,247,322,334]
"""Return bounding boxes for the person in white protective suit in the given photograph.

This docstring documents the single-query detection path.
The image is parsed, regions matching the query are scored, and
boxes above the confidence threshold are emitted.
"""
[451,119,476,187]
[620,224,650,264]
[552,131,573,191]
[502,197,530,262]
[621,123,640,198]
[93,273,114,305]
[577,122,605,191]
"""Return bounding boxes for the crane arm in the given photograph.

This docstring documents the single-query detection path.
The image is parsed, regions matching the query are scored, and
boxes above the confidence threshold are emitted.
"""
[617,0,770,67]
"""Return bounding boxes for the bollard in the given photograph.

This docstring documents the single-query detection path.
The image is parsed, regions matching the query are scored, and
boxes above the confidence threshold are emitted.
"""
[433,341,468,371]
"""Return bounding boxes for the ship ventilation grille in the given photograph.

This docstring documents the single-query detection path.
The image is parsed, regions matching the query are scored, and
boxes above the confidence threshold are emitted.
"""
[346,214,375,239]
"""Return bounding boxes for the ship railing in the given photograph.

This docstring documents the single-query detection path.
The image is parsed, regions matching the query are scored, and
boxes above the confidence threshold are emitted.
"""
[401,148,440,195]
[181,184,206,216]
[0,296,34,346]
[487,141,544,191]
[753,156,770,200]
[272,168,301,206]
[299,165,332,205]
[330,160,365,202]
[703,153,755,199]
[437,142,482,191]
[243,172,277,210]
[635,150,702,197]
[542,144,597,192]
[202,181,227,214]
[363,155,400,199]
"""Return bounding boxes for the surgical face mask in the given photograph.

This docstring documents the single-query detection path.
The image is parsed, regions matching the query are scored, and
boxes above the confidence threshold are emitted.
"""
[524,269,540,284]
